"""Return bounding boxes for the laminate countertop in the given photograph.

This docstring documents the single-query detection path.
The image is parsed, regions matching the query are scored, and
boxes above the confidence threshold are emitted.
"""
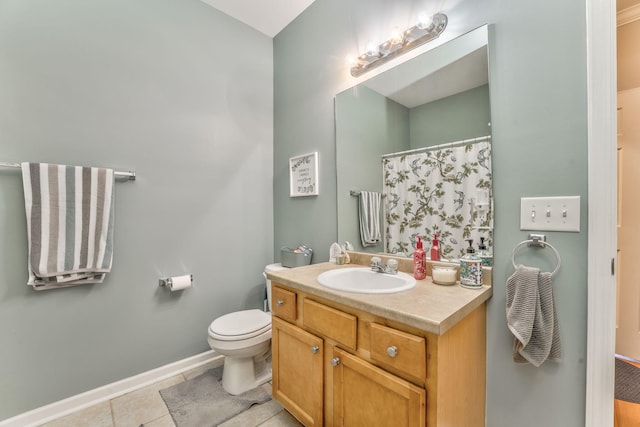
[266,261,492,335]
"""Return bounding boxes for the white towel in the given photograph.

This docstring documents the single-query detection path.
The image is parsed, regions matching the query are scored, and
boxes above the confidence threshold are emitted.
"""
[506,265,561,367]
[21,163,115,290]
[358,191,381,247]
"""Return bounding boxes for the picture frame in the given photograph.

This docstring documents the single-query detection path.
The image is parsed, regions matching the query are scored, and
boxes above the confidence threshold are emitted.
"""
[289,151,319,197]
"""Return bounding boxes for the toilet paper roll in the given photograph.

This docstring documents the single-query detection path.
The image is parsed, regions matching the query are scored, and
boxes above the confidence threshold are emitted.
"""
[168,274,192,291]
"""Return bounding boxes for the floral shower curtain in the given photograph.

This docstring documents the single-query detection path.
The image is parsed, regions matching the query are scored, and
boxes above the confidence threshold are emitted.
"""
[383,139,492,260]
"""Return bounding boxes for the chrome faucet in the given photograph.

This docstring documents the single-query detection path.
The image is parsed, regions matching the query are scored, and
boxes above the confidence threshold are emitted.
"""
[370,257,398,275]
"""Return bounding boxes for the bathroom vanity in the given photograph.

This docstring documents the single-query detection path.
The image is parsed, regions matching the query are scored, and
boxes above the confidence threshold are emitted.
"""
[266,257,492,427]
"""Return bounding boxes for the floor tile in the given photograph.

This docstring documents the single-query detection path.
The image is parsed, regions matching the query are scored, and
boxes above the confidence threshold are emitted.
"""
[218,399,285,427]
[258,409,304,427]
[38,401,113,427]
[142,414,176,427]
[111,375,184,427]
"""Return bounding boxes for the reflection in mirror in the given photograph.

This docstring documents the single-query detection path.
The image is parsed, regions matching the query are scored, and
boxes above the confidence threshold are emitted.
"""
[336,25,492,260]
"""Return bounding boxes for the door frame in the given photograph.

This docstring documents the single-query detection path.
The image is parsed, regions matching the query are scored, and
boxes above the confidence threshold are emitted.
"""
[585,0,617,425]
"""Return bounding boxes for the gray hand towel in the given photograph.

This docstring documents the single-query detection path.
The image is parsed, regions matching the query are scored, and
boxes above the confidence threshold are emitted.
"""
[506,265,561,367]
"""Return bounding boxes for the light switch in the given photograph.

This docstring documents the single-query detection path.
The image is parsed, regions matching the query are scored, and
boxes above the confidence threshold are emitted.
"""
[520,196,581,232]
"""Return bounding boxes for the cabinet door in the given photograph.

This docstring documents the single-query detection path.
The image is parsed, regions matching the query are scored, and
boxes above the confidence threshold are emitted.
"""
[331,348,426,427]
[272,316,324,426]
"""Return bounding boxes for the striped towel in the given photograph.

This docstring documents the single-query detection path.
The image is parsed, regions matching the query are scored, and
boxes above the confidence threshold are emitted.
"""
[358,191,381,247]
[21,163,115,290]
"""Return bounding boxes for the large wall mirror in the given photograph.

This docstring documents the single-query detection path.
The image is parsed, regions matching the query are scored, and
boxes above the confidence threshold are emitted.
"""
[335,25,492,260]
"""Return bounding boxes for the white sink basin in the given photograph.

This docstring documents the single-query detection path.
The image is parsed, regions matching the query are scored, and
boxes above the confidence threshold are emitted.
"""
[317,267,416,294]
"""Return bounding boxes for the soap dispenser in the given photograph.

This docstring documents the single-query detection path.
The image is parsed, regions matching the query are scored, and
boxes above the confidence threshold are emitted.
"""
[413,236,427,280]
[477,237,493,267]
[460,239,482,288]
[430,234,441,261]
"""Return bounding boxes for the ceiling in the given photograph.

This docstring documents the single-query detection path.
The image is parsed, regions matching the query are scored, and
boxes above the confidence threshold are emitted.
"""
[200,0,640,37]
[199,0,316,37]
[197,2,488,108]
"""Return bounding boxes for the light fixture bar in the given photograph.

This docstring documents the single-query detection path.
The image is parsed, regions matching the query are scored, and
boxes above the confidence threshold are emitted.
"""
[350,12,448,77]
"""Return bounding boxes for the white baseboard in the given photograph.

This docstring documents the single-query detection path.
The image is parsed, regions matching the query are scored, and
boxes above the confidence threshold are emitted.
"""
[0,350,222,427]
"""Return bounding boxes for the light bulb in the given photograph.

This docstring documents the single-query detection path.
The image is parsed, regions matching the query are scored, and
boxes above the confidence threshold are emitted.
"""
[365,41,379,57]
[417,12,434,30]
[390,27,403,44]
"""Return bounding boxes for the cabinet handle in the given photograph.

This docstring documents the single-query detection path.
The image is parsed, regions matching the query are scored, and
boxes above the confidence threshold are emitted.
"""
[311,346,320,354]
[387,345,398,358]
[331,357,341,367]
[276,299,284,306]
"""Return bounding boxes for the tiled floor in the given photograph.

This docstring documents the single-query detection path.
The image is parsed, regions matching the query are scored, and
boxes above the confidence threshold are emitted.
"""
[38,361,303,427]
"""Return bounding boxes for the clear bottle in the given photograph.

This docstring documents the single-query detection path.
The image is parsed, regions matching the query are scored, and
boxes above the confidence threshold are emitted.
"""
[477,237,493,267]
[413,236,427,280]
[460,239,482,288]
[430,234,441,261]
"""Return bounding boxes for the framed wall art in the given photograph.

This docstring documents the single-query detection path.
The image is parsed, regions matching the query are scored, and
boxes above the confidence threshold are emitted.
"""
[289,151,319,197]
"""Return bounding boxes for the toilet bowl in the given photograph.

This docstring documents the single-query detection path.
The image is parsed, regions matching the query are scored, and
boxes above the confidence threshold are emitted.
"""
[207,263,286,395]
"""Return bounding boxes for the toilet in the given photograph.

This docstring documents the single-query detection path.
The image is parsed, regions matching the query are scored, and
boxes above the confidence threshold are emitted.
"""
[207,263,286,395]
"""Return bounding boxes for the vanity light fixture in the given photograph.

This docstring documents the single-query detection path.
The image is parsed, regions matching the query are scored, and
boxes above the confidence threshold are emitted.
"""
[350,12,448,77]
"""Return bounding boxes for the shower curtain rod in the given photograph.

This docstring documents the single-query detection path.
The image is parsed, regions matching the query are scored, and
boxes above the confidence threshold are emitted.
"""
[0,161,136,181]
[381,135,492,160]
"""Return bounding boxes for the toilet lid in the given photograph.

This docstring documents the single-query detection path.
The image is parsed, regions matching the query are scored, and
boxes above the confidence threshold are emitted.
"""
[209,309,271,341]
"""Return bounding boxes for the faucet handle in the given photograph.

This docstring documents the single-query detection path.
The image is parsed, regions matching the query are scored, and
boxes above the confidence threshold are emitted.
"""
[371,256,382,267]
[386,259,398,274]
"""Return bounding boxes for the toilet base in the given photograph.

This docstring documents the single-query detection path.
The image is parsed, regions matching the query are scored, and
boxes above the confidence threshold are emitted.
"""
[221,349,272,395]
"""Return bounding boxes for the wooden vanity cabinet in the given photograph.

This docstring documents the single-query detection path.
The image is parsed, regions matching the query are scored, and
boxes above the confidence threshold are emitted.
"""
[272,316,324,426]
[271,283,486,427]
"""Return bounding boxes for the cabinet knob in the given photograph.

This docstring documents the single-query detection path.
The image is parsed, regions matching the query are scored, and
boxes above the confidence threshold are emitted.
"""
[387,345,398,358]
[330,357,341,367]
[311,346,320,354]
[276,299,284,306]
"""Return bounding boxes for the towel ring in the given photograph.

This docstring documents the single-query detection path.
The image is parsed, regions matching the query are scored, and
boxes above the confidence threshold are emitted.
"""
[511,238,562,277]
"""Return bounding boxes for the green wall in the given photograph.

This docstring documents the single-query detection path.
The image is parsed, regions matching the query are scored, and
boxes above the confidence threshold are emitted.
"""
[274,0,587,426]
[0,0,273,419]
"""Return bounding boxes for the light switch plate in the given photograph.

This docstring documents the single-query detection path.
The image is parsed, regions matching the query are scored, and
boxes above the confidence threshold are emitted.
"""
[520,196,581,232]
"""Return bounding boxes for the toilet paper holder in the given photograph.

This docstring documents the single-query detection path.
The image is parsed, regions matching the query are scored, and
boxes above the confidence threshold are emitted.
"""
[159,275,193,288]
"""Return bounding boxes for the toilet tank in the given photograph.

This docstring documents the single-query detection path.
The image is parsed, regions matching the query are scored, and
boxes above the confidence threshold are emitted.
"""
[264,263,287,312]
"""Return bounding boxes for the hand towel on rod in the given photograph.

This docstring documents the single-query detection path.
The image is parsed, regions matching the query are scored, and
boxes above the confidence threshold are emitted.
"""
[21,163,115,290]
[506,264,561,367]
[358,191,381,247]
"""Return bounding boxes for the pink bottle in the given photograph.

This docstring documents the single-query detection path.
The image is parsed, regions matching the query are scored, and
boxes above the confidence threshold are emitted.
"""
[431,234,441,261]
[413,236,426,280]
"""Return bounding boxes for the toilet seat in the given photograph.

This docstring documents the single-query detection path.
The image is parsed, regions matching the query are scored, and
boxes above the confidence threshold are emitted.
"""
[208,309,271,341]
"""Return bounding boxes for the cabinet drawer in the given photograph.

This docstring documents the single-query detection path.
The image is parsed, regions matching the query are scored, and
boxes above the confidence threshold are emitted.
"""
[303,299,357,350]
[370,323,426,383]
[272,286,297,322]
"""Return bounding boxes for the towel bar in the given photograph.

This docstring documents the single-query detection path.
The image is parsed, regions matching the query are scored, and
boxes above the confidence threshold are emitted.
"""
[0,161,136,181]
[350,190,385,198]
[511,233,561,276]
